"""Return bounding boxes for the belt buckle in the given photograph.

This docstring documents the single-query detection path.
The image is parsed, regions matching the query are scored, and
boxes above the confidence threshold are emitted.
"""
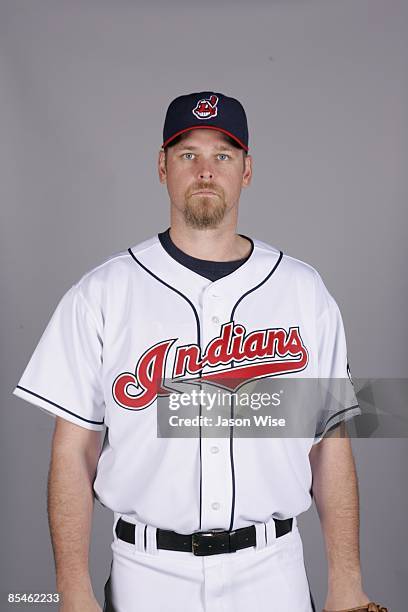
[192,529,230,556]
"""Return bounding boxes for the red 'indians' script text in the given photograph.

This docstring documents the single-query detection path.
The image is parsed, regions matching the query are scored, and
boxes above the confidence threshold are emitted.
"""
[112,322,308,410]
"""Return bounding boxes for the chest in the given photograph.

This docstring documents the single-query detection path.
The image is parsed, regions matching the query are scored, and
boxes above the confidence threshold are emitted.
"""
[101,275,318,414]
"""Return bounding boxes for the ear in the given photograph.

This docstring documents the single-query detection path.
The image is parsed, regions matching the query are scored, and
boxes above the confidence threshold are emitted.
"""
[242,154,253,188]
[158,148,167,184]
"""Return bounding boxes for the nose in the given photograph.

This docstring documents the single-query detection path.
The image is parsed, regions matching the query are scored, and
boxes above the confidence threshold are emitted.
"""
[197,160,214,180]
[198,169,214,180]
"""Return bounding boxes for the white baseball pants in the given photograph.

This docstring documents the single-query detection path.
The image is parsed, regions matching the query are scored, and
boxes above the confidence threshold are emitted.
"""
[103,515,316,612]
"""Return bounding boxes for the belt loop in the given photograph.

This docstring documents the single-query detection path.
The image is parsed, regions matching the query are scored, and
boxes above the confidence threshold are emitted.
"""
[265,516,277,543]
[254,522,267,550]
[145,525,159,555]
[134,521,146,552]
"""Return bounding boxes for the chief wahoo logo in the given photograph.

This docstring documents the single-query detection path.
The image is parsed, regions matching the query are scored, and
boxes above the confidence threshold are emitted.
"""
[192,95,218,119]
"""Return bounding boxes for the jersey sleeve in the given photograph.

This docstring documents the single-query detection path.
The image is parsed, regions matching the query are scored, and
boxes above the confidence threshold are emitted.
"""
[12,284,105,431]
[313,279,361,445]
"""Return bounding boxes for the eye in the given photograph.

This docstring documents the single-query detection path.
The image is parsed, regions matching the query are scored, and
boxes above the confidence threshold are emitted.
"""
[217,153,230,161]
[182,153,195,160]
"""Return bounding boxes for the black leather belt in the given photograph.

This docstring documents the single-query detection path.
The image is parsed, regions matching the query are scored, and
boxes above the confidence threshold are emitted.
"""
[115,517,293,556]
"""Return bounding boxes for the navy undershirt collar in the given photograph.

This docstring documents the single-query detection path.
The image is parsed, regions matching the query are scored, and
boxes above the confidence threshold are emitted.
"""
[158,228,253,282]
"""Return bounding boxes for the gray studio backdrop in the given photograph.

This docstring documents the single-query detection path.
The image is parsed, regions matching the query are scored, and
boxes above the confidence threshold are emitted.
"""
[1,0,407,610]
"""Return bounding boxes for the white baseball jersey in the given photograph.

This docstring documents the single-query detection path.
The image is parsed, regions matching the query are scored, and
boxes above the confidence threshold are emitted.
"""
[13,234,360,534]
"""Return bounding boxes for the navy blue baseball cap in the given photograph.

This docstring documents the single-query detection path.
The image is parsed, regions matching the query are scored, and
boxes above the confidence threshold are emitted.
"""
[162,91,249,152]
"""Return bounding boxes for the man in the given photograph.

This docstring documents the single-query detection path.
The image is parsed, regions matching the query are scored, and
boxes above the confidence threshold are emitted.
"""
[13,92,387,612]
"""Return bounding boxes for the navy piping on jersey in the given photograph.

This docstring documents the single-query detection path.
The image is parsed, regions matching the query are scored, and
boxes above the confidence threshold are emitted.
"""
[128,247,201,337]
[227,250,284,531]
[15,385,105,426]
[127,247,205,529]
[315,405,360,438]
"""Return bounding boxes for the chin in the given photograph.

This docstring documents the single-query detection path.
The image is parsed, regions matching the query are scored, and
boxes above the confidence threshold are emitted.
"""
[186,218,222,230]
[184,198,227,229]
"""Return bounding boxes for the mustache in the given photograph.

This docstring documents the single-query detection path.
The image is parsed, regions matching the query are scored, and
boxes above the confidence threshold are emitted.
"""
[188,184,222,196]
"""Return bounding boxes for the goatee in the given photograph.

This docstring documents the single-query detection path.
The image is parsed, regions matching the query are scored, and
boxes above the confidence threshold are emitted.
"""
[183,193,227,229]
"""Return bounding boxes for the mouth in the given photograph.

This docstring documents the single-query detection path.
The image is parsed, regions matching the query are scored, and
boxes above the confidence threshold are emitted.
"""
[192,191,218,196]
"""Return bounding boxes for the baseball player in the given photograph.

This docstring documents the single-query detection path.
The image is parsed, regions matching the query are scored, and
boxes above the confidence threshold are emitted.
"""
[13,92,388,612]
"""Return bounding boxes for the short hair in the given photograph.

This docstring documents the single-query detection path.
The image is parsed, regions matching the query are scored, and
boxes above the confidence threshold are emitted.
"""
[163,131,248,157]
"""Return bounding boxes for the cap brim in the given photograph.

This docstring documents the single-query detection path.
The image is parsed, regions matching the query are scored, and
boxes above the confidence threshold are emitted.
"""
[162,125,248,152]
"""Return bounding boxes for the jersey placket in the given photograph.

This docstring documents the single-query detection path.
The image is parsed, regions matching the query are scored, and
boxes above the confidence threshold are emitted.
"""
[199,283,234,531]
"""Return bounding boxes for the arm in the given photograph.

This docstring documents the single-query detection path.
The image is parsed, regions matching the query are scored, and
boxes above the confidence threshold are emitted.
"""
[48,417,103,612]
[309,422,371,610]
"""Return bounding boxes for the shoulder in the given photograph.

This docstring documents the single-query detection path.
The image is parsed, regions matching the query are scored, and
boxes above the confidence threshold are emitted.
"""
[74,235,158,290]
[59,235,159,315]
[253,237,321,282]
[252,238,336,314]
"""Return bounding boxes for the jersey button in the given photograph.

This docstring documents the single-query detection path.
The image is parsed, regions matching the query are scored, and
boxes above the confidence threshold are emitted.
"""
[211,316,220,324]
[210,446,219,454]
[211,502,220,510]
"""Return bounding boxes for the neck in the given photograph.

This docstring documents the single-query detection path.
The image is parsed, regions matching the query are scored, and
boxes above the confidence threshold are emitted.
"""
[168,223,251,262]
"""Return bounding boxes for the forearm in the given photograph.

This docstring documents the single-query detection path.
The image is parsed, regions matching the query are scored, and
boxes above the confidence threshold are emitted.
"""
[311,431,363,591]
[47,443,96,598]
